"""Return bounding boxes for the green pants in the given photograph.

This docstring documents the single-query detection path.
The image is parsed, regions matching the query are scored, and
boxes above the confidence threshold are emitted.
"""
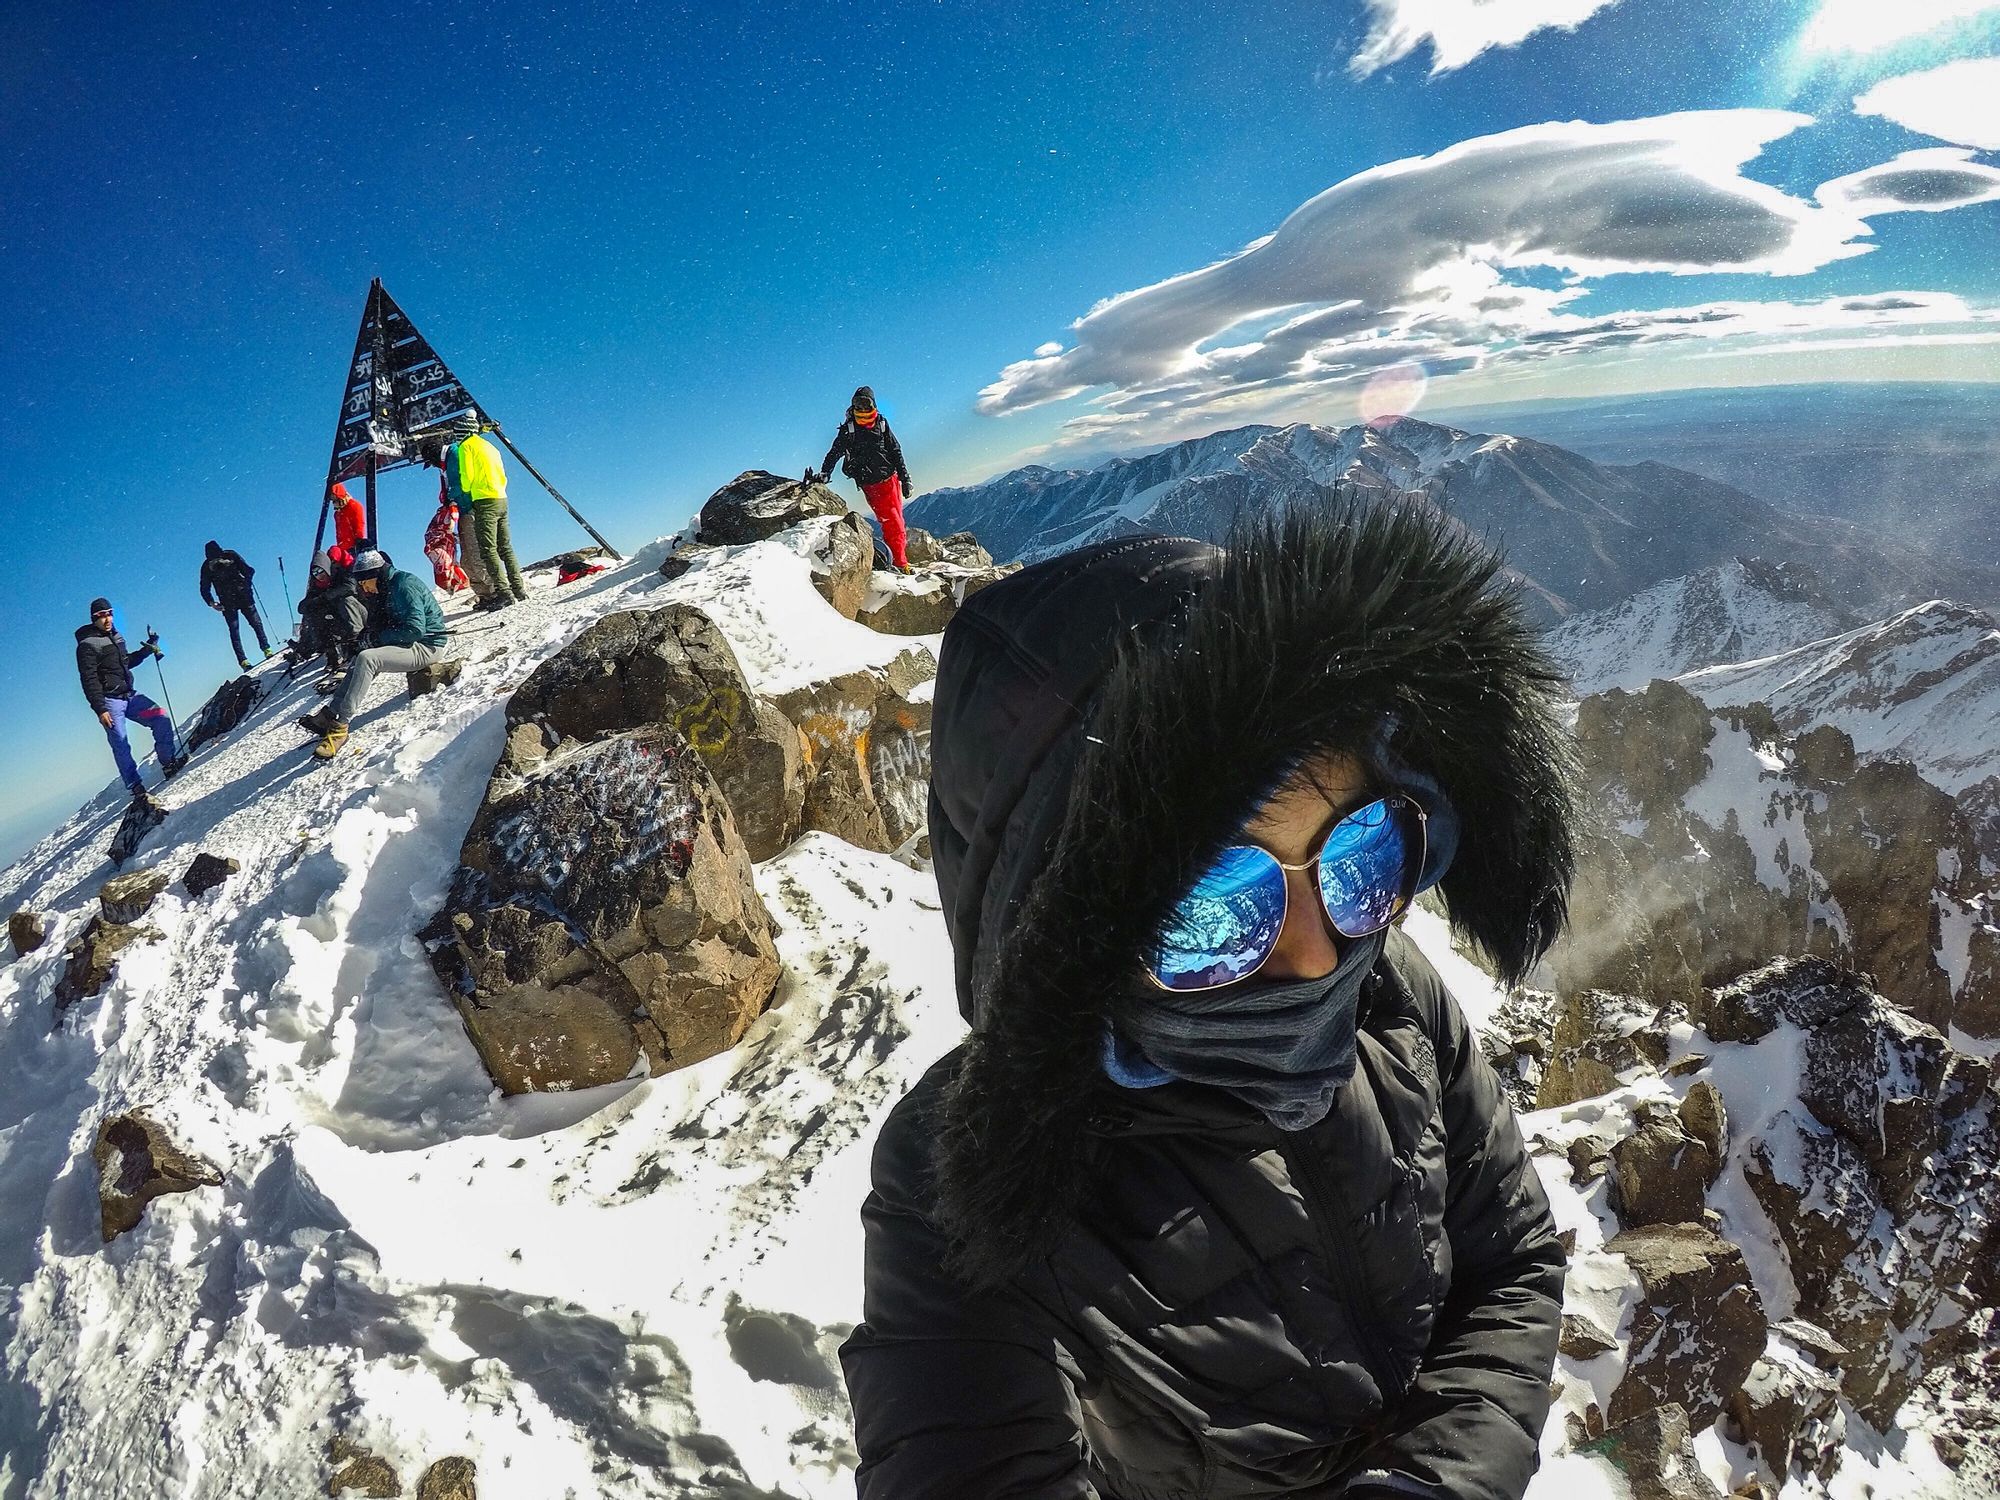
[470,498,527,601]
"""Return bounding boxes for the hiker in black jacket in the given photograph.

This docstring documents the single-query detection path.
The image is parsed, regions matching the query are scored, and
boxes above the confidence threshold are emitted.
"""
[815,385,914,571]
[841,503,1578,1500]
[199,540,272,670]
[76,597,183,796]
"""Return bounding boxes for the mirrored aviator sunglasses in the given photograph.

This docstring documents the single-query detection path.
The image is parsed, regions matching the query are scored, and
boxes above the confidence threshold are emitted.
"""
[1147,794,1428,993]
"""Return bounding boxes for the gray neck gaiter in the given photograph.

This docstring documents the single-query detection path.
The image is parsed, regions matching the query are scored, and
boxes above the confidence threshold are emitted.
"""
[1112,929,1386,1132]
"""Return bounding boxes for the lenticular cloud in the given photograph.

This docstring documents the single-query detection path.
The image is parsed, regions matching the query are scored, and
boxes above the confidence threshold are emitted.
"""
[1349,0,1627,77]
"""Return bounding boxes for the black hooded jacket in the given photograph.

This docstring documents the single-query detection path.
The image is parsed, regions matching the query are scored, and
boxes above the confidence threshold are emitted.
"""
[840,508,1577,1500]
[75,623,153,714]
[199,542,256,607]
[820,414,911,489]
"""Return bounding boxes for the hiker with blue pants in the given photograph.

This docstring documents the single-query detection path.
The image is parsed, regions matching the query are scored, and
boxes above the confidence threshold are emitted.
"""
[75,596,184,797]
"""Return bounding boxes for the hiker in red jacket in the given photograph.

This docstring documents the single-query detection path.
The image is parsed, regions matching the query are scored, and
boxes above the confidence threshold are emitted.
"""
[816,386,914,572]
[330,483,367,553]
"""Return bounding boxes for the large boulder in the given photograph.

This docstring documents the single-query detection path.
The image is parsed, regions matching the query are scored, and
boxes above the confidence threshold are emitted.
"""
[54,916,160,1020]
[1723,1326,1845,1484]
[697,471,846,546]
[1608,1107,1718,1229]
[92,1112,222,1240]
[1606,1223,1766,1430]
[422,725,781,1094]
[771,647,937,854]
[854,561,1020,636]
[416,1457,476,1500]
[506,605,805,862]
[8,910,47,955]
[99,869,170,925]
[1535,988,1671,1109]
[797,512,874,620]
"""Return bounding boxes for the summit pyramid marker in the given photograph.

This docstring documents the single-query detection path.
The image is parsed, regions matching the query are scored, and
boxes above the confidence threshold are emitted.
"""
[315,279,620,559]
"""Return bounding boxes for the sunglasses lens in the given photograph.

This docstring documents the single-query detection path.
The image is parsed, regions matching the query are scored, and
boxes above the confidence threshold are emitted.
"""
[1317,798,1420,938]
[1150,846,1288,992]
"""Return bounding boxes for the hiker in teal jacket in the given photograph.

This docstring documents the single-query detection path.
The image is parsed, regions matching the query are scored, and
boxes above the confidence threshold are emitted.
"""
[300,549,450,759]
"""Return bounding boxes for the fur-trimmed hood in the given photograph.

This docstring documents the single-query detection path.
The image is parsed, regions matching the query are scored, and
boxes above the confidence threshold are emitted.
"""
[924,502,1578,1288]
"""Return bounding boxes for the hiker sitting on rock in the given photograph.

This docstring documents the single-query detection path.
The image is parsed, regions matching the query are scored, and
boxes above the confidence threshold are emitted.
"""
[841,503,1577,1500]
[295,549,370,685]
[299,548,448,759]
[76,597,184,796]
[814,385,914,573]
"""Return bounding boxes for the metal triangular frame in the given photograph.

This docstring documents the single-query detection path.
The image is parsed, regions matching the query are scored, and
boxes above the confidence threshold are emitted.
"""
[314,279,620,560]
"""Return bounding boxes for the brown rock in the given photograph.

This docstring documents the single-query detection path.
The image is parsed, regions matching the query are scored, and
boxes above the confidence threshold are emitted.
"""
[181,852,240,898]
[98,869,170,925]
[1535,988,1670,1108]
[1609,1116,1716,1228]
[415,1457,476,1500]
[1607,1223,1767,1429]
[801,512,873,620]
[92,1112,222,1240]
[857,573,957,636]
[327,1437,400,1497]
[53,916,160,1019]
[1677,1080,1729,1164]
[407,658,464,698]
[8,910,46,955]
[935,531,995,568]
[659,542,718,581]
[1723,1337,1842,1482]
[1560,1313,1619,1360]
[1580,1403,1726,1500]
[696,470,846,546]
[506,604,804,862]
[422,724,781,1093]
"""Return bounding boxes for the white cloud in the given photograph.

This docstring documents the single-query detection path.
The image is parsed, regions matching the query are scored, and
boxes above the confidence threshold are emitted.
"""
[1819,147,2000,214]
[1801,0,2000,53]
[1854,57,2000,150]
[1350,0,1625,77]
[977,110,2000,452]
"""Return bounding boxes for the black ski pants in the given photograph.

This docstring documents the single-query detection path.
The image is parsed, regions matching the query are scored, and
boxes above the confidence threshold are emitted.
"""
[221,600,270,664]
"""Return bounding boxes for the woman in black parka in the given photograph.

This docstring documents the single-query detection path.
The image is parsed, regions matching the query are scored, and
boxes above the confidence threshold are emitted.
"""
[840,501,1579,1500]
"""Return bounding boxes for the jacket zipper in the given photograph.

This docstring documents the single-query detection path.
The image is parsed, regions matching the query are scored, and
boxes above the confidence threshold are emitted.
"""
[1276,1133,1404,1404]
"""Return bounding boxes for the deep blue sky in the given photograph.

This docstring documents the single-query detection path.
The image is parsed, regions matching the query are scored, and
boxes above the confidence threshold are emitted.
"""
[3,0,1996,860]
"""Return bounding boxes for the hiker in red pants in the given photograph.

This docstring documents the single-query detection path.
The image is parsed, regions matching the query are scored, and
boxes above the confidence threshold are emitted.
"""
[816,386,914,572]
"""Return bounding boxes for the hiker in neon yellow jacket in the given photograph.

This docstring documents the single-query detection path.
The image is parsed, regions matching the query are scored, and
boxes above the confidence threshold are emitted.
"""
[425,429,527,611]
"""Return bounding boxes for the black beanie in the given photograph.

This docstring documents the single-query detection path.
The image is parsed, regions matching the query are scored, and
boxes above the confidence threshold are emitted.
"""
[205,540,222,559]
[89,597,112,616]
[851,385,876,410]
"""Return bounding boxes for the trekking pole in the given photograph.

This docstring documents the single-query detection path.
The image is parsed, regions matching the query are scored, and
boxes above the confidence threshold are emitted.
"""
[278,556,295,620]
[147,626,178,725]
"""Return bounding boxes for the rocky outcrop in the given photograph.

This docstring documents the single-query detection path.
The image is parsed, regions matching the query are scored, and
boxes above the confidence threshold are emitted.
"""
[327,1437,400,1498]
[1715,959,2000,1426]
[416,1457,475,1500]
[1606,1223,1766,1429]
[799,512,874,620]
[1723,1324,1845,1485]
[854,559,1021,637]
[182,852,240,898]
[659,542,718,581]
[99,869,169,925]
[771,648,936,854]
[506,605,805,863]
[8,910,46,955]
[904,528,994,569]
[1608,1102,1720,1229]
[1553,688,1988,1035]
[54,916,160,1019]
[1535,988,1671,1109]
[92,1112,222,1240]
[422,724,781,1094]
[108,794,167,868]
[697,471,846,546]
[1580,1404,1726,1500]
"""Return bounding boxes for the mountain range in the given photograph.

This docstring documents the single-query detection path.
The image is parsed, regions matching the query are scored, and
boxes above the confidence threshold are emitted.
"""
[911,417,2000,623]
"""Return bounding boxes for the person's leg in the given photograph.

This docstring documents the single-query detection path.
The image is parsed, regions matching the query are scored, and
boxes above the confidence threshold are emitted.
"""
[102,698,142,790]
[224,607,247,664]
[494,499,529,600]
[472,500,507,602]
[864,477,909,569]
[127,692,178,763]
[244,601,271,652]
[460,514,492,601]
[329,644,436,724]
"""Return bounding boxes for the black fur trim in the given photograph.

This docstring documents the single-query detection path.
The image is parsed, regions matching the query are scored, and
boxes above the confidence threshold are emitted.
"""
[931,500,1578,1288]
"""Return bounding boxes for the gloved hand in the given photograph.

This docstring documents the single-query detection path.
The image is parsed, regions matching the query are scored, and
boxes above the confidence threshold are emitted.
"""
[145,629,160,648]
[208,601,224,612]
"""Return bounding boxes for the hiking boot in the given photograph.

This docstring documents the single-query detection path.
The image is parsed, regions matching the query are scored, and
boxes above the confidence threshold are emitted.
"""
[313,721,351,760]
[162,753,189,779]
[298,706,337,735]
[237,658,254,672]
[313,675,341,695]
[262,647,276,661]
[478,595,514,613]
